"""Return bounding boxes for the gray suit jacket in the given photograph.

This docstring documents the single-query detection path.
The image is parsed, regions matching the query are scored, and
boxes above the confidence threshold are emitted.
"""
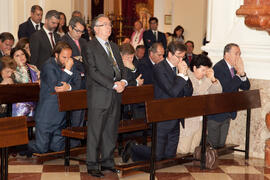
[82,37,127,109]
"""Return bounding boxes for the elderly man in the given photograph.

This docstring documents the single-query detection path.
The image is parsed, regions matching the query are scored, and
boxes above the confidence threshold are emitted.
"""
[207,43,250,149]
[0,32,14,57]
[30,10,60,70]
[83,14,127,178]
[137,42,164,85]
[18,5,43,39]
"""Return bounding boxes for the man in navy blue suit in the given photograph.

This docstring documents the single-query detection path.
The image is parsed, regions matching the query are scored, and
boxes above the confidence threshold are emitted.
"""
[28,41,81,154]
[122,41,193,162]
[137,42,164,85]
[18,5,43,39]
[207,43,250,148]
[143,17,167,57]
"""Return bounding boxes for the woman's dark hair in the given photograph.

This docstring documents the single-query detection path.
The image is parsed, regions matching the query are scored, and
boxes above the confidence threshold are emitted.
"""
[0,56,17,72]
[119,43,135,55]
[15,37,29,49]
[10,47,30,64]
[189,54,212,72]
[55,12,68,34]
[173,25,184,39]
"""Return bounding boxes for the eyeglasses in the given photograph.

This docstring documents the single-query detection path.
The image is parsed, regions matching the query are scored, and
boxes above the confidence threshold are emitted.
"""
[174,54,184,60]
[95,23,113,28]
[73,27,85,34]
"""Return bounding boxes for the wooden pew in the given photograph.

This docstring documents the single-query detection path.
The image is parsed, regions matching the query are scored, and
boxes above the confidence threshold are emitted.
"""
[0,116,28,180]
[0,83,40,138]
[145,89,261,180]
[33,85,154,165]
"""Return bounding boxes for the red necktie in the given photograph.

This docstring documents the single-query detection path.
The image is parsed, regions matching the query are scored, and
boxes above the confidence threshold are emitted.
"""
[188,56,192,63]
[74,39,81,52]
[49,32,55,47]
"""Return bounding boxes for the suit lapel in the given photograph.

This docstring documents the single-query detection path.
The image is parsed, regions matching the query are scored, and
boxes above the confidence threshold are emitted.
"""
[221,59,234,79]
[163,59,175,78]
[66,34,80,56]
[93,38,113,67]
[41,28,53,51]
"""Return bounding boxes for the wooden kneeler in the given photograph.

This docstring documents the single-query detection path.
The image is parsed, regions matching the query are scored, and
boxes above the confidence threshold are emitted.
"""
[145,89,261,180]
[0,116,28,180]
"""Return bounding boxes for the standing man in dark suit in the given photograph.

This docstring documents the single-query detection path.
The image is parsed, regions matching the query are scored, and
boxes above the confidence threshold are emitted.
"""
[18,5,43,39]
[28,42,81,154]
[207,43,250,149]
[83,14,127,178]
[143,17,167,57]
[122,41,193,162]
[137,42,164,85]
[61,16,87,148]
[184,40,197,67]
[0,32,14,58]
[30,10,60,70]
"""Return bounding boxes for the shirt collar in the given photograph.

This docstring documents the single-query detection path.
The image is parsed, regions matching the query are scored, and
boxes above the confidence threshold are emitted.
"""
[149,56,155,65]
[43,26,52,34]
[30,18,40,28]
[224,59,233,69]
[166,58,175,68]
[96,36,107,45]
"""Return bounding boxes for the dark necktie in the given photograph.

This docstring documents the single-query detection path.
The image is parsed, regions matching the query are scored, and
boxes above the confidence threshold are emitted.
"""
[105,42,121,80]
[49,32,55,48]
[173,67,177,74]
[230,67,235,78]
[153,31,157,41]
[35,24,39,31]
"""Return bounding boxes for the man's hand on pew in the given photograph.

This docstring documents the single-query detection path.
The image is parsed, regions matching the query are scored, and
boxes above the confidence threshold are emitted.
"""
[54,82,71,92]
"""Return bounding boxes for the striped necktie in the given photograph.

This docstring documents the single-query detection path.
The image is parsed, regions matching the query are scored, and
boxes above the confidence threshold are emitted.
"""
[105,42,121,80]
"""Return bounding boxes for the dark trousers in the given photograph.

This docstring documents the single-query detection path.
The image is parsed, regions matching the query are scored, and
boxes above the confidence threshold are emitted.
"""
[28,119,66,153]
[70,109,85,148]
[131,119,180,161]
[207,118,231,148]
[86,94,121,170]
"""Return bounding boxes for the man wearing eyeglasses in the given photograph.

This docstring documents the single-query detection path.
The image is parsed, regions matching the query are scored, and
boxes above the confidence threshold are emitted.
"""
[61,16,87,148]
[82,14,127,178]
[122,41,193,162]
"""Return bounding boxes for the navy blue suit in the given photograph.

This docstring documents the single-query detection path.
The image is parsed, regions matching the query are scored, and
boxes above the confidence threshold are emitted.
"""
[28,57,81,153]
[143,30,167,57]
[18,17,44,39]
[137,56,155,85]
[207,59,250,147]
[131,59,193,161]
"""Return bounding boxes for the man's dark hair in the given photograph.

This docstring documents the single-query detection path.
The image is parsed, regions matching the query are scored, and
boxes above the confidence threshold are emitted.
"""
[52,41,72,57]
[91,14,109,34]
[149,42,163,54]
[185,40,194,48]
[189,54,212,72]
[0,32,14,43]
[10,47,30,64]
[31,5,43,13]
[167,41,187,55]
[45,10,60,20]
[119,43,135,55]
[69,16,86,28]
[136,45,145,51]
[223,43,239,56]
[149,17,158,24]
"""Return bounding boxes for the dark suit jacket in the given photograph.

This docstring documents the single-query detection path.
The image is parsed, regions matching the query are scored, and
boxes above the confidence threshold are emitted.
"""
[137,56,155,85]
[82,37,127,109]
[35,57,81,125]
[18,17,44,39]
[143,30,167,55]
[208,59,250,121]
[61,33,87,89]
[184,53,198,67]
[30,28,60,70]
[125,67,140,87]
[153,59,193,100]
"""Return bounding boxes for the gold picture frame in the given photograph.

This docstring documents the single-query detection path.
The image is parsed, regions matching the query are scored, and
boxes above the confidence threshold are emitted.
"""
[164,15,172,25]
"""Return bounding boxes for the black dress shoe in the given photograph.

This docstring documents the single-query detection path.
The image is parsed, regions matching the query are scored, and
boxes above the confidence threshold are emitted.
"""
[101,166,120,173]
[121,140,134,163]
[87,169,104,177]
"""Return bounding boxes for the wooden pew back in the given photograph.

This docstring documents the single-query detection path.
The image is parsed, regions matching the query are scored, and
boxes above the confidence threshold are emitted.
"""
[146,89,261,123]
[0,116,28,148]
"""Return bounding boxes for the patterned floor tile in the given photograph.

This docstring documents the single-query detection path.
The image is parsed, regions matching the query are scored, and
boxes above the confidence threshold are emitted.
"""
[41,172,81,180]
[219,165,261,174]
[81,172,119,180]
[184,165,225,173]
[42,165,80,172]
[156,165,188,173]
[9,165,43,173]
[9,173,42,180]
[155,172,194,180]
[191,173,232,180]
[228,173,269,180]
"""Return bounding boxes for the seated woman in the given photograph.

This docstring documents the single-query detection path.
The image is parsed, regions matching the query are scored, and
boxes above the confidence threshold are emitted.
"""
[15,37,31,57]
[119,43,144,120]
[10,47,39,117]
[177,54,222,154]
[0,57,17,117]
